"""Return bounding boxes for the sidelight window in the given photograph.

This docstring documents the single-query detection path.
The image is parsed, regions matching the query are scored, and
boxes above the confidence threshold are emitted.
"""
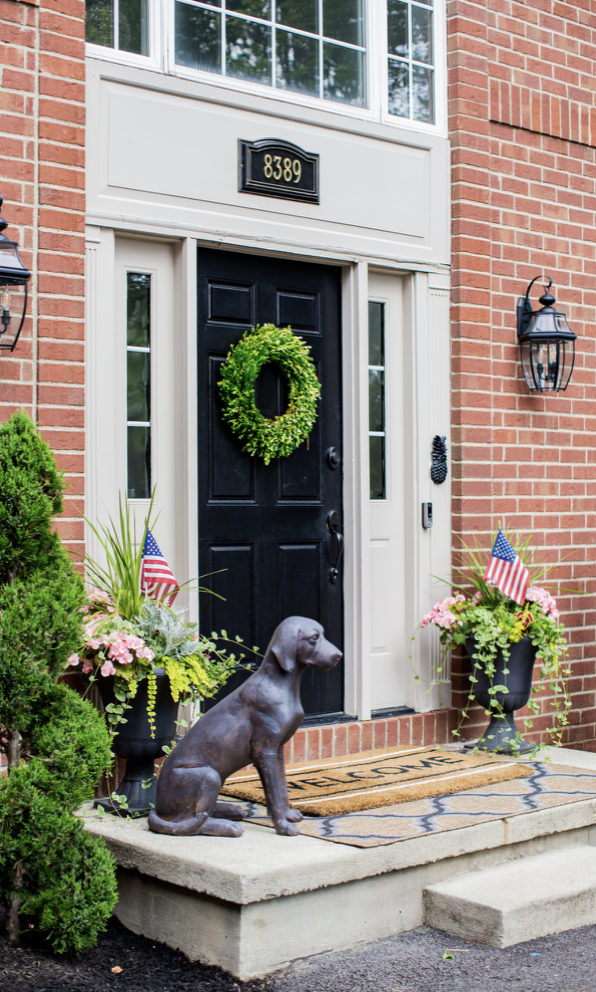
[368,301,386,500]
[126,273,152,499]
[86,0,149,54]
[387,0,434,123]
[174,0,367,106]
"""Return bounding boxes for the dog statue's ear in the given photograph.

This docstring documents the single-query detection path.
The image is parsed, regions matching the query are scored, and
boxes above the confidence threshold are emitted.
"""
[270,620,300,673]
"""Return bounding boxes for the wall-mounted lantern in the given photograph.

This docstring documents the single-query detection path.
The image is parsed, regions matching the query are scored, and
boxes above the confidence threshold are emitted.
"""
[516,276,576,393]
[0,194,31,353]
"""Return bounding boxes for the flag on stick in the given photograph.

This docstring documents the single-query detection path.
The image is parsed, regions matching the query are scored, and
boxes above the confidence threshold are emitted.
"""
[483,529,529,606]
[140,528,179,606]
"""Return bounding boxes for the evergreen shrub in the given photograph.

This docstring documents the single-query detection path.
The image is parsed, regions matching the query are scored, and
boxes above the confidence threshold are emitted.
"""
[0,412,117,953]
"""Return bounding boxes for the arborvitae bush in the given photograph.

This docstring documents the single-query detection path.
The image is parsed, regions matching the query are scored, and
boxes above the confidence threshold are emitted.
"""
[0,412,117,953]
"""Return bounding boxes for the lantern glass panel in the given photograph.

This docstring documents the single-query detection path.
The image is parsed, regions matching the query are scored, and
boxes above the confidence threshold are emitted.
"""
[533,340,560,391]
[559,339,575,391]
[0,281,28,349]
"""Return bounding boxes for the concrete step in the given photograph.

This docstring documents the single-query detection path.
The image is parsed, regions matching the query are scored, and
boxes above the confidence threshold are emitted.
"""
[423,845,596,948]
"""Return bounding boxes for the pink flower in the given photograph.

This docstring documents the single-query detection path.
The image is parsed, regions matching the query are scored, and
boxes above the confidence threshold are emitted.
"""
[100,659,116,677]
[82,659,94,674]
[108,638,134,665]
[437,610,457,628]
[526,585,559,619]
[84,615,108,637]
[87,589,115,612]
[66,653,80,667]
[124,634,145,653]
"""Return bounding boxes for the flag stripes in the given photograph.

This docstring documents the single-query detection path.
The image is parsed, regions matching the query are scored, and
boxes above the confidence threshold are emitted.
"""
[140,528,179,606]
[483,529,529,605]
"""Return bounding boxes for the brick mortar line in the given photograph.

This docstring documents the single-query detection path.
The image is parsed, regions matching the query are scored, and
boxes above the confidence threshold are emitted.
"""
[31,0,40,422]
[489,116,596,151]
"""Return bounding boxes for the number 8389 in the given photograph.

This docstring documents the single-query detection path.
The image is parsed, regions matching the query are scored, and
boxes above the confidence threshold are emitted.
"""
[263,154,302,184]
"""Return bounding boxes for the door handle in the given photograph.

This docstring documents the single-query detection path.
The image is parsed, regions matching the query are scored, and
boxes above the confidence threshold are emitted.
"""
[326,510,344,584]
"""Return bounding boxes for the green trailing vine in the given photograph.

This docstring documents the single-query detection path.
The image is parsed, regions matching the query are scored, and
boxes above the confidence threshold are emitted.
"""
[146,670,157,739]
[218,323,321,464]
[412,530,572,754]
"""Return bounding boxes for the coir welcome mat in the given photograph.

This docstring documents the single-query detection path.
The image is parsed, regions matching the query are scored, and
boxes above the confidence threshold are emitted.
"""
[222,745,529,816]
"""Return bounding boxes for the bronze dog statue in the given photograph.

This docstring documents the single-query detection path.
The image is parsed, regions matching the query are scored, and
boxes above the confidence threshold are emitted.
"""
[148,616,342,837]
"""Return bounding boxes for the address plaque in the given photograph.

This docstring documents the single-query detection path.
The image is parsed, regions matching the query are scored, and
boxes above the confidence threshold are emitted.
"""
[239,138,319,204]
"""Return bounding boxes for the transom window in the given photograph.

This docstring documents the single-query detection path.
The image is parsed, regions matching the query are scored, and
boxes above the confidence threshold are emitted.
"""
[85,1,441,128]
[174,1,366,106]
[387,0,434,123]
[86,0,149,54]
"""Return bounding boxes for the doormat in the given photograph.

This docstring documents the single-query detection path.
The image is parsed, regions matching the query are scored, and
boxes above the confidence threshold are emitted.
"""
[222,745,529,816]
[230,761,596,847]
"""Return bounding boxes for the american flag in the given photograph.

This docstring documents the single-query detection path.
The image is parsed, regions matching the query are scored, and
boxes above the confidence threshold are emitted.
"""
[483,529,529,606]
[140,529,179,606]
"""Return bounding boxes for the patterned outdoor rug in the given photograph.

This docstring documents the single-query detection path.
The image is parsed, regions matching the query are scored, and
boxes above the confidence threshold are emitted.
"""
[222,745,529,815]
[231,761,596,847]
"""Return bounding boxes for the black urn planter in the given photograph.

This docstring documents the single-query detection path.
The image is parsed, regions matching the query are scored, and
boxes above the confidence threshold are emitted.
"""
[95,668,178,816]
[465,636,537,754]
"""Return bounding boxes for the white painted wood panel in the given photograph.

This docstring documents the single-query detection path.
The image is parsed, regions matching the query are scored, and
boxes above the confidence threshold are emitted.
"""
[85,61,450,268]
[85,234,198,620]
[368,272,407,712]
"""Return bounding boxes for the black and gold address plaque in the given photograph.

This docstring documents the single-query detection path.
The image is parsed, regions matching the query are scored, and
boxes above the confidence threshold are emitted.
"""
[239,138,319,204]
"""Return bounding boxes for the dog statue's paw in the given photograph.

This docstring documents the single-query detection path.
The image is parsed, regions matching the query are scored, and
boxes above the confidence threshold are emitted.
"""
[274,818,300,836]
[285,808,303,823]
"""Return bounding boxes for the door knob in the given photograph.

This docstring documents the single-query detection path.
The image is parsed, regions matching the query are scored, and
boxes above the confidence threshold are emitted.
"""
[326,510,344,584]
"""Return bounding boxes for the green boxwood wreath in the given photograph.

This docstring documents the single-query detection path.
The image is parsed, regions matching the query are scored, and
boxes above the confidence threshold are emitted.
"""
[218,323,321,465]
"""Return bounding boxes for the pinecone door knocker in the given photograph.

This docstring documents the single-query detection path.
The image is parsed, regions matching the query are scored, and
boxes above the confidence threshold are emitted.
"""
[431,435,448,484]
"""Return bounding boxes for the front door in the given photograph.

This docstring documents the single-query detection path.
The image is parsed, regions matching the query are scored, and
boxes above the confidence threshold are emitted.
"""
[197,249,344,717]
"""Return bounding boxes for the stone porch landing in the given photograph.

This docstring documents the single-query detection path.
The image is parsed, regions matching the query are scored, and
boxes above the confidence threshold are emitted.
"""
[83,747,596,980]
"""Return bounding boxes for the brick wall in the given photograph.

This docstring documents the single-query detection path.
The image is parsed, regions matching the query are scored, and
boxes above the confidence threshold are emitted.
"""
[449,0,596,749]
[0,0,85,560]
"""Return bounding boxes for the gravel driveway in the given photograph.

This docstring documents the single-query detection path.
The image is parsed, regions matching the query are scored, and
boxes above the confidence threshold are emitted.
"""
[2,918,596,992]
[272,923,596,992]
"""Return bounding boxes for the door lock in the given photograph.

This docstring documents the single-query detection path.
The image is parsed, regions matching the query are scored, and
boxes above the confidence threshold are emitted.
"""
[326,510,344,583]
[326,446,341,469]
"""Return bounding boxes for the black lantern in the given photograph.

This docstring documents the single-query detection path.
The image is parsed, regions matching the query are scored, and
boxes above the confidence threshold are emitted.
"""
[516,276,577,393]
[0,194,31,353]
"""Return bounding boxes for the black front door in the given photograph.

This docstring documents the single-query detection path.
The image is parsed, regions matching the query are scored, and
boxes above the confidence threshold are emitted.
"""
[197,248,344,717]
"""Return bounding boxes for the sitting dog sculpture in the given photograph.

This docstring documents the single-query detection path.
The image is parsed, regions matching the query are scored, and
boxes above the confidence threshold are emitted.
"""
[148,616,342,837]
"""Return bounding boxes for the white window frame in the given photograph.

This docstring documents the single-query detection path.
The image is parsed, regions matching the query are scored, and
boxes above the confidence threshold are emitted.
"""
[164,0,376,124]
[85,0,163,70]
[85,0,446,134]
[380,0,447,134]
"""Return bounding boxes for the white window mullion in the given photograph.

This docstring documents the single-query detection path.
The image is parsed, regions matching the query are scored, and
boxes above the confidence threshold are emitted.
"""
[271,0,276,89]
[222,0,227,77]
[113,0,120,51]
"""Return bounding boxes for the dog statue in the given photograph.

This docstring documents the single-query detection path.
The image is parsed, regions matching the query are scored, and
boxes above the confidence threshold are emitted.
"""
[148,616,342,837]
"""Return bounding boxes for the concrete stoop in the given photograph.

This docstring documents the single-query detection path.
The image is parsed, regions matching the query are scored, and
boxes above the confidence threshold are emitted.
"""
[82,747,596,979]
[423,845,596,947]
